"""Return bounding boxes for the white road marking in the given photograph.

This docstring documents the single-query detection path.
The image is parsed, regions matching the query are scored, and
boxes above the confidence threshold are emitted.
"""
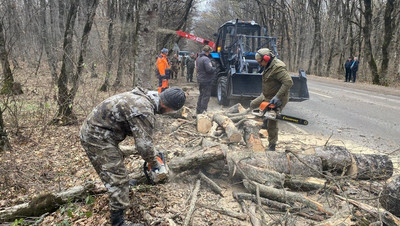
[286,122,309,134]
[308,91,332,99]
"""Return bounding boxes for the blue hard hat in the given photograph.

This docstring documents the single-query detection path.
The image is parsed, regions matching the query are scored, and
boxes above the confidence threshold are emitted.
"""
[161,48,168,53]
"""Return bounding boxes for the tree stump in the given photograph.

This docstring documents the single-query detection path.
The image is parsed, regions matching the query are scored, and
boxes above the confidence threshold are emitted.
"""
[380,175,400,217]
[347,153,393,180]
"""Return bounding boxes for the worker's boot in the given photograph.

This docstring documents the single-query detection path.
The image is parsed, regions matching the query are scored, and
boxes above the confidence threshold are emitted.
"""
[111,209,126,226]
[267,144,276,152]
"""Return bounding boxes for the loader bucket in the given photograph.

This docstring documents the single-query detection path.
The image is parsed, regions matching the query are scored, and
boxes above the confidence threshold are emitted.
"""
[289,69,309,102]
[230,72,262,97]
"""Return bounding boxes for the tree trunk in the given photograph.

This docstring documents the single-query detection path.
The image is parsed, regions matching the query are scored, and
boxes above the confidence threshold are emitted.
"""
[53,0,99,125]
[362,0,380,85]
[99,0,116,92]
[135,0,158,89]
[380,0,395,86]
[40,0,59,86]
[0,22,15,95]
[0,109,11,152]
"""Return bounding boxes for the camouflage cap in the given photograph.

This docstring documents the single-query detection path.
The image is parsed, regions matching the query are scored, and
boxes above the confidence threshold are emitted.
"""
[160,87,186,110]
[255,48,275,60]
[203,45,212,52]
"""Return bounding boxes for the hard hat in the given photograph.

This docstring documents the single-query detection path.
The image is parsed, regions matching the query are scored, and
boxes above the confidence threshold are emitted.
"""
[161,48,168,54]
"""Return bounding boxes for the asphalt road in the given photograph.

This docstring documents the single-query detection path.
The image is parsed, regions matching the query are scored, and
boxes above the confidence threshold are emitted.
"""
[281,75,400,154]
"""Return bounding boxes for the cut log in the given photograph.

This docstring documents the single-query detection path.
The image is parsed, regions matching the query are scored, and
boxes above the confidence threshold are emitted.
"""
[243,152,323,177]
[347,153,393,180]
[235,158,285,187]
[379,175,400,217]
[197,114,212,134]
[242,120,264,152]
[168,145,225,173]
[243,180,333,216]
[313,146,352,173]
[212,113,242,143]
[226,103,247,114]
[0,181,105,222]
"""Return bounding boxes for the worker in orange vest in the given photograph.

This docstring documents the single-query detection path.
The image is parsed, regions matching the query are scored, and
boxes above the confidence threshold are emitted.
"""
[156,48,171,93]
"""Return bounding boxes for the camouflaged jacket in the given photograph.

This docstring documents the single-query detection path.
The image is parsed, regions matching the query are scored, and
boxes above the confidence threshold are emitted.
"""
[80,87,159,162]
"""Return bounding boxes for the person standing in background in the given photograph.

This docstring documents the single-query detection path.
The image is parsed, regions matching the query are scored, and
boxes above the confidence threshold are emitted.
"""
[196,45,216,114]
[156,48,170,93]
[185,52,196,82]
[350,57,359,83]
[344,56,353,82]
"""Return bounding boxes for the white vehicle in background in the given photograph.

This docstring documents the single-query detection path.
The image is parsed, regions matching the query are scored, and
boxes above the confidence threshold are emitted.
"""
[178,51,190,62]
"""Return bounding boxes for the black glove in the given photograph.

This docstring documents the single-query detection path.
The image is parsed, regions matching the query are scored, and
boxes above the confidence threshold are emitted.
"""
[270,96,282,107]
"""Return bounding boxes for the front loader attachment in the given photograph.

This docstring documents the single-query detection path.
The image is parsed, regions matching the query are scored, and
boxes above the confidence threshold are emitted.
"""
[229,69,309,101]
[289,69,309,102]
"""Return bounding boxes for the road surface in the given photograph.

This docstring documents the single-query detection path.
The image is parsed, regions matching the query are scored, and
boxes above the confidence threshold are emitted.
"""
[281,75,400,154]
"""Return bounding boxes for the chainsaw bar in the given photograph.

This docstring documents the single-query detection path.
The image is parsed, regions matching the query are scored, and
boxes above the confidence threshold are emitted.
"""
[276,114,308,125]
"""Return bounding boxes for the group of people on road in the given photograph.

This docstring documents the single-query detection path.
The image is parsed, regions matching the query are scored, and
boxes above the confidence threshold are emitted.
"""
[344,56,359,83]
[80,42,293,225]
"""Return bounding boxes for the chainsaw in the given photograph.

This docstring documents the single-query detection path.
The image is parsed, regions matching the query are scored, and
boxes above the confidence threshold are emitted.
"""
[252,101,308,125]
[143,152,168,185]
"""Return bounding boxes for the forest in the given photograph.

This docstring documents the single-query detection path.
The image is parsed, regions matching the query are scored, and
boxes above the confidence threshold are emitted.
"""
[0,0,400,225]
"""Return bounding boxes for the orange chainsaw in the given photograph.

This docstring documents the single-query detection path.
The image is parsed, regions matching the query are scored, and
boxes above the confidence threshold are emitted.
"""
[252,101,308,125]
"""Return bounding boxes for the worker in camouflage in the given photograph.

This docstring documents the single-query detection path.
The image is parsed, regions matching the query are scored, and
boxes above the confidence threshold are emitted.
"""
[251,48,293,152]
[80,87,186,226]
[185,52,196,82]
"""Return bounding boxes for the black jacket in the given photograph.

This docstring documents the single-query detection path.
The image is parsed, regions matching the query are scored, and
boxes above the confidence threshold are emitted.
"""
[196,52,216,84]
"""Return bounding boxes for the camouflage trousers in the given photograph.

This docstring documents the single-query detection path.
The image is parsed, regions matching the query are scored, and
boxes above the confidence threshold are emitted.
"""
[81,138,130,211]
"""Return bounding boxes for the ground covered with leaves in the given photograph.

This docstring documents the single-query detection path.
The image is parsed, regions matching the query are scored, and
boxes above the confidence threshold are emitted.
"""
[0,65,399,225]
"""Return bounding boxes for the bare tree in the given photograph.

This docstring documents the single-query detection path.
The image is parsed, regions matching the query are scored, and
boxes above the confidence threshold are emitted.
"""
[53,0,99,125]
[0,21,15,95]
[99,0,116,92]
[360,0,379,84]
[380,0,396,85]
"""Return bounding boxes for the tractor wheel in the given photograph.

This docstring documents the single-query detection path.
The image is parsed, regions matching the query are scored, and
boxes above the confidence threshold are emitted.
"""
[211,59,222,97]
[217,76,230,106]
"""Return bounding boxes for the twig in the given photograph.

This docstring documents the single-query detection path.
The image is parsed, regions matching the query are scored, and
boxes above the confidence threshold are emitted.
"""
[183,179,201,226]
[199,172,224,196]
[233,192,290,211]
[196,203,247,220]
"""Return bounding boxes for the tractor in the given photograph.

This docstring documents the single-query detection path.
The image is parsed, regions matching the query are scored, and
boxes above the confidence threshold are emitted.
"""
[176,20,309,106]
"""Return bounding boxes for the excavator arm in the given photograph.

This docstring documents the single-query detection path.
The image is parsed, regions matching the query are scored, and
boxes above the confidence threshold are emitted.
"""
[176,30,216,50]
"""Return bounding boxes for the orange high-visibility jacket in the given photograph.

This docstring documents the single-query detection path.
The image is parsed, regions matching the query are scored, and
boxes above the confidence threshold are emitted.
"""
[156,54,170,76]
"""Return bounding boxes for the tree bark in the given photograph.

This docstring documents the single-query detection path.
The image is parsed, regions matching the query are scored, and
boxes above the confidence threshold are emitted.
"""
[135,0,158,89]
[362,0,380,85]
[212,113,242,143]
[99,0,116,92]
[53,0,99,125]
[380,175,400,217]
[347,153,393,180]
[0,22,15,95]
